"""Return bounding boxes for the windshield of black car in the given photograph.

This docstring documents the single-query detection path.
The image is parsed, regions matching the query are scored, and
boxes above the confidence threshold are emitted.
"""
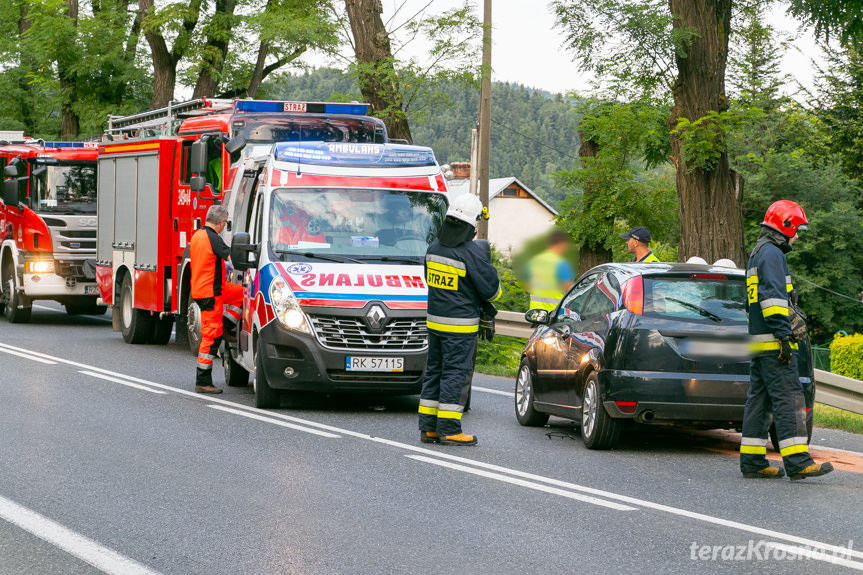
[643,276,747,323]
[30,161,96,214]
[268,188,447,262]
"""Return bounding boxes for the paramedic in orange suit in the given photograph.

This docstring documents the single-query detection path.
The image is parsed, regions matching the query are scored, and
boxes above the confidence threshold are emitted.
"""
[191,205,244,393]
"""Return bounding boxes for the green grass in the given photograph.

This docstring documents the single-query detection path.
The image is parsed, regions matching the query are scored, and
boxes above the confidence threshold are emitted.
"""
[474,335,525,378]
[813,402,863,435]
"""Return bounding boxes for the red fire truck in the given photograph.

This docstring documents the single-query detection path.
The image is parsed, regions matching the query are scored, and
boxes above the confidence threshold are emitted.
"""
[95,98,388,349]
[0,134,101,323]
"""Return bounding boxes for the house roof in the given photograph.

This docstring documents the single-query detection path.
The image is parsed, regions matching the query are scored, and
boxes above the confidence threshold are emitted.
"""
[446,177,558,216]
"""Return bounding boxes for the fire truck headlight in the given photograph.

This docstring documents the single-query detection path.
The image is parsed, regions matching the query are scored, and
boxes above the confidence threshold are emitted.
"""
[25,260,55,274]
[269,276,310,334]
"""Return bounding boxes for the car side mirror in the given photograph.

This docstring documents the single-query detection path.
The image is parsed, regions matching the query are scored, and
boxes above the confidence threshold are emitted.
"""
[230,232,258,271]
[525,308,549,325]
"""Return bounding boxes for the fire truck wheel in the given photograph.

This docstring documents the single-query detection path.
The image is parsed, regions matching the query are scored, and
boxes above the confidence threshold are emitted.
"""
[254,345,281,408]
[224,348,250,387]
[186,300,203,356]
[120,274,152,344]
[3,276,32,324]
[149,314,174,345]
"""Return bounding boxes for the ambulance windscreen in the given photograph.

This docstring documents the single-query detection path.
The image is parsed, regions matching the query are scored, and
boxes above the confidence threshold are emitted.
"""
[269,189,447,262]
[273,142,436,168]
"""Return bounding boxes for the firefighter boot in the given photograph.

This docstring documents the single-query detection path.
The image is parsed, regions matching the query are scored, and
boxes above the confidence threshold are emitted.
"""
[420,431,440,444]
[742,465,785,479]
[789,461,834,481]
[439,432,478,446]
[195,368,223,394]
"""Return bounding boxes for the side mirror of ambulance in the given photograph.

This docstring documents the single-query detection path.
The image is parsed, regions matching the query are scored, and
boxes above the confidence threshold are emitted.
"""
[230,232,258,272]
[225,135,246,164]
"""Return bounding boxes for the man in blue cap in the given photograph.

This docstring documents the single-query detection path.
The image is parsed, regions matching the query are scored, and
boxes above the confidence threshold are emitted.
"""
[621,226,659,262]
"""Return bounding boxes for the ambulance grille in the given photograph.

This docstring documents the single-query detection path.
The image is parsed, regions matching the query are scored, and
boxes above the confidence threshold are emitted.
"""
[309,315,428,351]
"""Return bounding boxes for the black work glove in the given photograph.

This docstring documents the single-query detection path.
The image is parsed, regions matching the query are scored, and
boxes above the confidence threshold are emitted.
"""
[479,302,497,342]
[778,337,793,364]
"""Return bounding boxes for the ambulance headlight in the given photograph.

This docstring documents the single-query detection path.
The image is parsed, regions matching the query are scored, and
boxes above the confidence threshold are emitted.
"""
[269,276,311,334]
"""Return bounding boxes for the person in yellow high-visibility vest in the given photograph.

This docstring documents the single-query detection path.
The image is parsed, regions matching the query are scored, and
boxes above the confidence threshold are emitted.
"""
[526,230,574,312]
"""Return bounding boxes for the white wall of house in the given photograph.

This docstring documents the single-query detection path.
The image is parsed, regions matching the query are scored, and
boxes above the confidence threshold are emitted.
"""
[488,196,556,254]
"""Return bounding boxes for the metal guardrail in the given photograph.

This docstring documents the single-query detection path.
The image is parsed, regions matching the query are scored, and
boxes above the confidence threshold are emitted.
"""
[496,310,863,414]
[815,369,863,415]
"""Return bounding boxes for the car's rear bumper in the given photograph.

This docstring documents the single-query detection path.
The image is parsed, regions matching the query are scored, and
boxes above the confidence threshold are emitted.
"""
[600,369,750,423]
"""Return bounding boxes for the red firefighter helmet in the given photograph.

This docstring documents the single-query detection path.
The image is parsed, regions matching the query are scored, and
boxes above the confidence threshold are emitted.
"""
[762,200,808,237]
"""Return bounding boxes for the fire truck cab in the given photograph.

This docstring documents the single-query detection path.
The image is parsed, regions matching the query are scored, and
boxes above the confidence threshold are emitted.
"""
[0,135,100,323]
[222,131,450,408]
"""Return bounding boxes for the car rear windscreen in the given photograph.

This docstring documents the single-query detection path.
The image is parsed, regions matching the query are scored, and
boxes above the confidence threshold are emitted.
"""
[643,275,747,323]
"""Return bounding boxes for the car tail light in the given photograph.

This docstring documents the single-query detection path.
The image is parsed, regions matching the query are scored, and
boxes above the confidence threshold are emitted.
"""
[689,273,728,279]
[621,276,643,315]
[615,401,637,414]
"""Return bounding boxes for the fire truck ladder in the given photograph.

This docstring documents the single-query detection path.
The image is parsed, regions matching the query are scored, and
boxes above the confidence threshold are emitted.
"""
[106,98,234,137]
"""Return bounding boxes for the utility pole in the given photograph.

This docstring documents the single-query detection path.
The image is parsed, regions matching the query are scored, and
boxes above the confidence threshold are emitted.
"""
[477,0,491,240]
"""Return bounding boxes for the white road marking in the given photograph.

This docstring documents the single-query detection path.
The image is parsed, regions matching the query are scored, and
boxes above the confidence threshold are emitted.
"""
[473,385,514,397]
[207,405,340,438]
[0,494,163,575]
[0,347,56,364]
[2,341,862,567]
[79,371,167,394]
[407,454,635,511]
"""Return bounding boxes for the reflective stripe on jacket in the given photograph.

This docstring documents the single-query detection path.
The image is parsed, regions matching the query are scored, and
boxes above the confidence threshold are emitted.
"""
[746,233,794,355]
[425,240,501,334]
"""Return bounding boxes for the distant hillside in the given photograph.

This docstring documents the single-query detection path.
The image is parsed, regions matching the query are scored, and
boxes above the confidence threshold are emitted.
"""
[264,69,580,207]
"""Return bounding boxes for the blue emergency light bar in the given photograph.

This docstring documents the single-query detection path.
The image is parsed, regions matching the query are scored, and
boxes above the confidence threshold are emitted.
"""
[274,142,436,168]
[42,142,87,148]
[233,100,370,116]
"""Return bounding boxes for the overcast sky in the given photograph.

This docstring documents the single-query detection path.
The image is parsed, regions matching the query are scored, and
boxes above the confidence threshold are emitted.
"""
[326,0,827,99]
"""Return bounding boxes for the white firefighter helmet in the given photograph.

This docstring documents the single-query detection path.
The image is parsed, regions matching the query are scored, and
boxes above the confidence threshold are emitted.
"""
[713,258,738,269]
[446,194,484,228]
[686,256,708,265]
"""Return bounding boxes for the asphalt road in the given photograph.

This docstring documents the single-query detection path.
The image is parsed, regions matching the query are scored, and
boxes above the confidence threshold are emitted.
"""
[1,302,862,574]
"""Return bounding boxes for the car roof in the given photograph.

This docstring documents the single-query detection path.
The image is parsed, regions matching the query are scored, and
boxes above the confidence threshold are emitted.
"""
[586,262,745,279]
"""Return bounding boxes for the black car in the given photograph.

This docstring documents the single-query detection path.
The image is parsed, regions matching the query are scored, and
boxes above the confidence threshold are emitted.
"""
[514,262,814,449]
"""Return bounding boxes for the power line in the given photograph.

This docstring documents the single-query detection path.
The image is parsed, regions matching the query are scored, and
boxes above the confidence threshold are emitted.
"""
[489,117,581,163]
[793,273,863,305]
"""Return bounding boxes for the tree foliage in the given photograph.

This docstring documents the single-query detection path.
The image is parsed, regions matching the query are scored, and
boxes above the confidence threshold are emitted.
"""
[553,100,678,263]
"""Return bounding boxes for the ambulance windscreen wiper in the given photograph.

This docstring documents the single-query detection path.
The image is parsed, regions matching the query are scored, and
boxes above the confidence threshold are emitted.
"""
[352,256,423,264]
[274,249,365,265]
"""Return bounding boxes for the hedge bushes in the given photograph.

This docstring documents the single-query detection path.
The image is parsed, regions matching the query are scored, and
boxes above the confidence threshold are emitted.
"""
[829,333,863,379]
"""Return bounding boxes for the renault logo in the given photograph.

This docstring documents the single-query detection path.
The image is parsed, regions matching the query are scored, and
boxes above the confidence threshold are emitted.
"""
[366,305,386,331]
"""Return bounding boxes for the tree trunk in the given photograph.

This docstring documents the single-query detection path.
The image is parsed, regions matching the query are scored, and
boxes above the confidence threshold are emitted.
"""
[140,0,202,108]
[344,0,412,142]
[58,0,80,138]
[577,134,612,271]
[669,0,746,265]
[192,0,237,98]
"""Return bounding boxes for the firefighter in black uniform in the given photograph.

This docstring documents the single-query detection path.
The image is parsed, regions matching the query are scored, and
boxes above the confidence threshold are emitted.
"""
[740,200,834,480]
[418,194,501,446]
